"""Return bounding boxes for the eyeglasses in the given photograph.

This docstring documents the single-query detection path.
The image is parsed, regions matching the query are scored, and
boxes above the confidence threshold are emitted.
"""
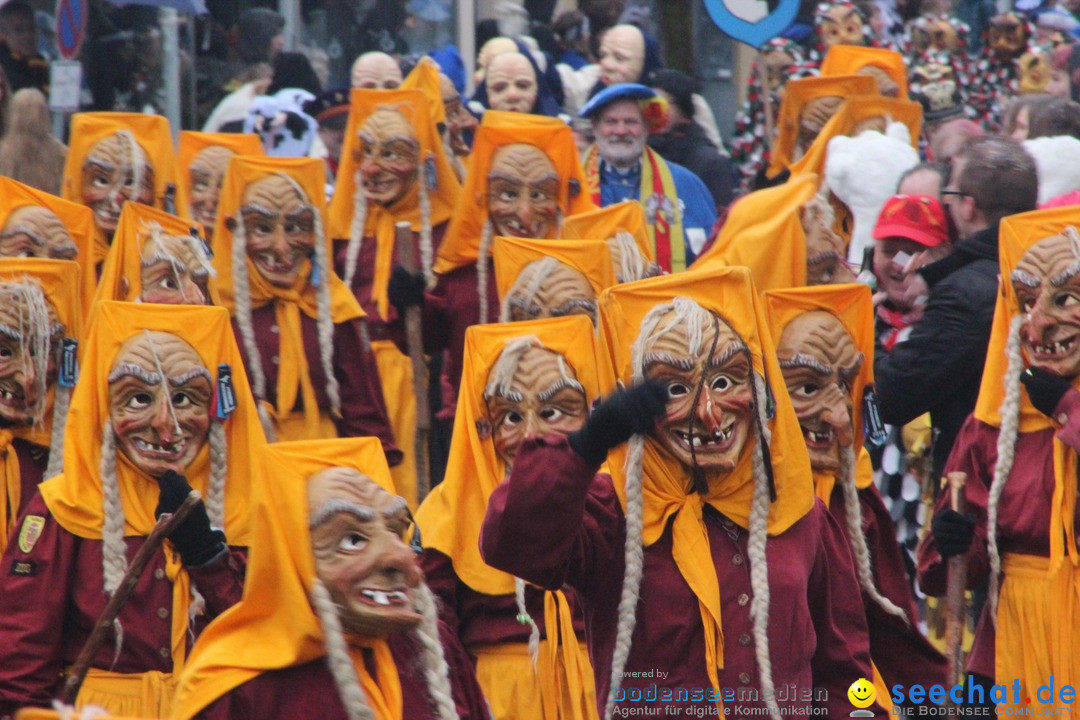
[940,190,969,199]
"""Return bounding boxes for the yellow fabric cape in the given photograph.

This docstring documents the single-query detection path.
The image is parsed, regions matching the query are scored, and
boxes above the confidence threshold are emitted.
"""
[975,206,1080,576]
[820,45,910,99]
[211,156,362,434]
[787,95,923,179]
[416,314,600,593]
[37,300,265,670]
[595,266,814,699]
[767,75,879,179]
[400,57,447,127]
[94,202,222,306]
[433,115,595,274]
[61,112,186,265]
[492,235,615,309]
[582,144,686,272]
[0,177,97,321]
[176,131,264,222]
[327,88,460,320]
[693,172,820,291]
[170,436,402,720]
[761,284,877,500]
[0,258,82,554]
[560,201,655,264]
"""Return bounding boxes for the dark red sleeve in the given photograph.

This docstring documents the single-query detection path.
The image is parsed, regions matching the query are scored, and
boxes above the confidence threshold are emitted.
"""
[187,547,248,619]
[915,416,990,596]
[858,486,949,689]
[419,548,461,634]
[480,435,623,593]
[1053,389,1080,451]
[333,318,403,466]
[806,500,884,718]
[0,494,75,714]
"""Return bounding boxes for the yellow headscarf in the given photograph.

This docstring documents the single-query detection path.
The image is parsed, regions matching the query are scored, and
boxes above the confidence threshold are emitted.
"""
[762,283,877,499]
[37,300,265,669]
[416,315,600,594]
[820,45,910,99]
[0,177,97,320]
[400,57,447,127]
[974,206,1080,575]
[787,95,923,179]
[433,116,595,274]
[492,235,615,310]
[94,202,221,306]
[596,267,814,698]
[767,75,879,178]
[692,173,821,291]
[0,258,82,554]
[61,112,185,264]
[171,437,401,720]
[560,201,655,263]
[176,131,264,219]
[327,88,461,320]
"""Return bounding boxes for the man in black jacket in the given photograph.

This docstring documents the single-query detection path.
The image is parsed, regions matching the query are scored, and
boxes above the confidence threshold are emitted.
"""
[874,136,1038,483]
[647,69,738,211]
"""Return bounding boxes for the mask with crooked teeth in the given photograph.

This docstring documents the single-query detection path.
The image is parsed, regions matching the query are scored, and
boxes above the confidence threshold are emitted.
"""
[487,144,560,240]
[356,107,420,208]
[641,307,754,474]
[81,133,156,239]
[776,310,862,474]
[1012,232,1080,379]
[240,174,318,289]
[108,331,213,478]
[307,467,423,637]
[189,146,235,240]
[0,282,62,426]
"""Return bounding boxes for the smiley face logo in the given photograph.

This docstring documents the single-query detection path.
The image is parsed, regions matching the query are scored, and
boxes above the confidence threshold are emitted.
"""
[847,678,876,709]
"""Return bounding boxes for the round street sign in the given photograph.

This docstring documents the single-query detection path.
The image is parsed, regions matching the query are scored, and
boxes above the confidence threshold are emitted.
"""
[55,0,88,60]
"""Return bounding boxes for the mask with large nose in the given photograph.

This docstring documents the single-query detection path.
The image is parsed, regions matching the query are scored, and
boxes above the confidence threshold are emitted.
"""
[776,310,863,474]
[487,144,560,239]
[81,133,156,240]
[1012,232,1080,378]
[356,107,420,208]
[239,174,317,289]
[0,281,62,426]
[484,343,588,467]
[139,232,213,305]
[189,146,235,241]
[307,466,422,637]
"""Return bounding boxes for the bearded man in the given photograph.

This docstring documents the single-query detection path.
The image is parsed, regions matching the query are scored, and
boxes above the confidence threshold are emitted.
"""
[94,202,217,307]
[212,155,400,458]
[580,83,716,272]
[918,208,1080,712]
[0,302,265,716]
[0,260,80,554]
[178,131,264,244]
[481,268,880,719]
[170,436,488,719]
[417,318,600,720]
[763,284,949,709]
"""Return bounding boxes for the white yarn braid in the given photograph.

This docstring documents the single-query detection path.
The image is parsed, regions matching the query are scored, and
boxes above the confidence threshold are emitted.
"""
[99,421,128,659]
[514,576,541,666]
[838,445,909,622]
[44,387,71,479]
[476,220,494,324]
[342,170,368,290]
[412,582,463,720]
[311,579,377,720]
[611,231,647,283]
[206,421,227,528]
[748,374,781,720]
[987,315,1024,626]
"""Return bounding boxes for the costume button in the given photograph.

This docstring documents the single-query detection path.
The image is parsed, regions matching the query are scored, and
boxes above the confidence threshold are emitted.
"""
[732,553,744,565]
[737,593,750,606]
[157,607,168,619]
[270,325,279,334]
[271,355,280,365]
[738,672,751,685]
[154,568,165,580]
[159,647,170,658]
[738,633,752,647]
[1058,413,1068,424]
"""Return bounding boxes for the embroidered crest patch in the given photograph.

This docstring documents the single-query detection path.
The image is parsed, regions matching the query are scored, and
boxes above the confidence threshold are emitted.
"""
[17,515,45,553]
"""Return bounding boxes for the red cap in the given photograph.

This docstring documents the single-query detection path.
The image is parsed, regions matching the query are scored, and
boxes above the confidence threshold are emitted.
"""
[872,194,949,248]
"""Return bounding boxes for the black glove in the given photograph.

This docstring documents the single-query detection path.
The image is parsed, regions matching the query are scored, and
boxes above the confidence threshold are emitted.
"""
[568,380,668,466]
[931,509,976,559]
[387,266,425,312]
[155,471,226,567]
[1020,366,1072,418]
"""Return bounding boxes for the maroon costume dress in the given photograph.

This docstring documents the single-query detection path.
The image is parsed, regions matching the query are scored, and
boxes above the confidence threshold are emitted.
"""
[481,436,881,718]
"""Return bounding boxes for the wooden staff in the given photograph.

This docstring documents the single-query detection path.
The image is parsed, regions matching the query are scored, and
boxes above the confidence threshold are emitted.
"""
[944,471,968,691]
[60,491,201,705]
[394,221,431,502]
